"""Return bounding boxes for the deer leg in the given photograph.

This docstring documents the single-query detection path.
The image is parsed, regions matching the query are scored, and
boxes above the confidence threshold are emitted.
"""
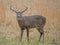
[20,28,24,41]
[40,28,44,41]
[37,28,41,41]
[26,28,29,41]
[37,27,44,41]
[43,31,44,41]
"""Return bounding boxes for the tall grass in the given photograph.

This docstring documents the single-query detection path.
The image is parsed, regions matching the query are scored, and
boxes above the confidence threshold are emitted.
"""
[0,37,60,45]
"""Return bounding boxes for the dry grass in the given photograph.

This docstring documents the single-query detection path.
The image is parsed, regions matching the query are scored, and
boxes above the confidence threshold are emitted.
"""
[0,25,60,45]
[0,36,60,45]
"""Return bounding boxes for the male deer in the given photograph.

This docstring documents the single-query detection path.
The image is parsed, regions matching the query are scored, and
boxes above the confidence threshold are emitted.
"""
[10,6,46,41]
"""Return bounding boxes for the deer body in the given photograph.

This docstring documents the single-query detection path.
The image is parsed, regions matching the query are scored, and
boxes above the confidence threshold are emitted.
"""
[10,6,46,41]
[17,15,46,29]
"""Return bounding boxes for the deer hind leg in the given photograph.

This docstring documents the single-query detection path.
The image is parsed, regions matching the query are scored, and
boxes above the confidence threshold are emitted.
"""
[36,27,41,41]
[36,27,44,41]
[20,28,24,41]
[40,28,44,41]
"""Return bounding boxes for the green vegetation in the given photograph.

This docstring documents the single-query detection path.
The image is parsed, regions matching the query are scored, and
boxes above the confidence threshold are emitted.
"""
[0,37,60,45]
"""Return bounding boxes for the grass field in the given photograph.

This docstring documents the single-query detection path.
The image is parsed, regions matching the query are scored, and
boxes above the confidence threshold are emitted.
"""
[0,24,60,45]
[0,37,60,45]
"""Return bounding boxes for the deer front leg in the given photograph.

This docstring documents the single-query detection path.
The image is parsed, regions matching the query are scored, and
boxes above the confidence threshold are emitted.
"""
[26,28,29,42]
[20,28,24,41]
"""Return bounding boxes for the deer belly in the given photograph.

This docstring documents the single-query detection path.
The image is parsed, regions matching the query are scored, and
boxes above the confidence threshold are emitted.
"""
[24,20,39,28]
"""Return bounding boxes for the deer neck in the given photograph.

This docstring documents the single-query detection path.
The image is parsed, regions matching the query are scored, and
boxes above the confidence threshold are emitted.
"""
[17,15,25,26]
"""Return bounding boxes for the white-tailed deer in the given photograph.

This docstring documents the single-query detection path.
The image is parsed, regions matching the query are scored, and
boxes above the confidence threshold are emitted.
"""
[10,6,46,41]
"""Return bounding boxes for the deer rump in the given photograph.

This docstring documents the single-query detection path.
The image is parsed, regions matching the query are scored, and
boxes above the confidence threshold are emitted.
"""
[17,15,46,29]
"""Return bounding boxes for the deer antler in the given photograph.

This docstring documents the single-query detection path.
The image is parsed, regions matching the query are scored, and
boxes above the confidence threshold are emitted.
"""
[21,6,28,13]
[10,6,17,13]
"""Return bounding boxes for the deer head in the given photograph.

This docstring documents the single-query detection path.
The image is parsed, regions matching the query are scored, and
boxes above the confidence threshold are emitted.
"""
[10,6,28,19]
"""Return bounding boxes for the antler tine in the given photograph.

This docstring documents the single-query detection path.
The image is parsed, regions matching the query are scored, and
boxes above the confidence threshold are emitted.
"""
[10,6,17,13]
[21,6,28,13]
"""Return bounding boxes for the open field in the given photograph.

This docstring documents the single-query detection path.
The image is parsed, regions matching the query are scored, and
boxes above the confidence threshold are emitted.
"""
[0,36,60,45]
[0,25,60,45]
